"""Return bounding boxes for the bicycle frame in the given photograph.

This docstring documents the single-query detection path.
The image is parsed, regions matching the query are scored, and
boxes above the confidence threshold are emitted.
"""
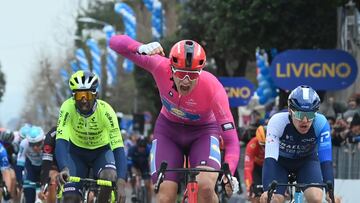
[267,180,335,203]
[154,161,233,203]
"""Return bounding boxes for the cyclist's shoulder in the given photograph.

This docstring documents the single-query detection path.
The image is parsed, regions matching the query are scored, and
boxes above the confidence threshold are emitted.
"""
[313,113,330,134]
[59,98,75,111]
[96,99,116,111]
[268,112,289,126]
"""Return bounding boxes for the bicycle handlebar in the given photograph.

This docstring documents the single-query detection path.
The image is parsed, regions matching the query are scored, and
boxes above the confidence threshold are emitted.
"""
[68,176,114,187]
[154,161,233,193]
[154,162,168,193]
[267,180,335,203]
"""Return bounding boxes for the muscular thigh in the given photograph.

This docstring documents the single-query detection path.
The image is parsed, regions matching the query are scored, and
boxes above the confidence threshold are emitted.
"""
[150,130,183,184]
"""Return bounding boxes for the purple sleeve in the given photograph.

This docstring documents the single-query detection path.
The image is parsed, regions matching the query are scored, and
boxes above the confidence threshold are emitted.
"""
[109,34,167,74]
[211,90,240,175]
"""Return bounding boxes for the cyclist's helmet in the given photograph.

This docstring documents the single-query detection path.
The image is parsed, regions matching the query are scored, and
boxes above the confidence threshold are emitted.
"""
[69,70,99,92]
[19,124,32,139]
[255,125,267,145]
[288,85,320,112]
[169,40,206,71]
[0,130,14,143]
[27,126,45,143]
[137,136,148,148]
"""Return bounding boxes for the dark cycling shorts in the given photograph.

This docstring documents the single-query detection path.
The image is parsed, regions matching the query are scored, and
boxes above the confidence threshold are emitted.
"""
[63,143,116,196]
[270,155,323,195]
[150,114,221,184]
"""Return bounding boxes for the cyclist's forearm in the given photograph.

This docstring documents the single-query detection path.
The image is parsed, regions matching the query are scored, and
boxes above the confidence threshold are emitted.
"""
[113,147,127,180]
[40,160,52,185]
[321,160,334,186]
[14,165,24,184]
[262,158,277,191]
[222,130,240,175]
[55,139,69,171]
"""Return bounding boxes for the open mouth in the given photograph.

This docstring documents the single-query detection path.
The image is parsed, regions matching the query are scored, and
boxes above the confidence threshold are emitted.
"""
[180,85,190,91]
[299,124,308,130]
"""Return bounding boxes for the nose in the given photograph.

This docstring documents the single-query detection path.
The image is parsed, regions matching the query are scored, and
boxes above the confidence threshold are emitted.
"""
[181,75,191,82]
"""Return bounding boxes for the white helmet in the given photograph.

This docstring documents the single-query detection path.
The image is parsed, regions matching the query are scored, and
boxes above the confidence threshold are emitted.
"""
[27,126,45,143]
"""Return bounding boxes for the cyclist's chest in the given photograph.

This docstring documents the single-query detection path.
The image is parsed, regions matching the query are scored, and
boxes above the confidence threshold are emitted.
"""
[279,127,317,154]
[71,116,104,131]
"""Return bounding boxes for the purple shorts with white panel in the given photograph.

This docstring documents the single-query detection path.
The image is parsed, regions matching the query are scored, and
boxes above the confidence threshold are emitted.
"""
[150,114,222,183]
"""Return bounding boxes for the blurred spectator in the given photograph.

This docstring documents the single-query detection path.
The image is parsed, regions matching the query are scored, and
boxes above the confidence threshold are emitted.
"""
[347,113,360,144]
[319,97,336,118]
[343,94,360,120]
[331,118,349,147]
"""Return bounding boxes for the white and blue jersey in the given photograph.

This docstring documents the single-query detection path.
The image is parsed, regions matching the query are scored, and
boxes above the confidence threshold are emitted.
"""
[263,112,334,194]
[16,139,43,167]
[265,112,332,161]
[15,139,43,185]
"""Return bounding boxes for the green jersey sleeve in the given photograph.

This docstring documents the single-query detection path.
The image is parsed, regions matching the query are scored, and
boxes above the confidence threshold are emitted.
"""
[100,100,124,150]
[56,98,74,141]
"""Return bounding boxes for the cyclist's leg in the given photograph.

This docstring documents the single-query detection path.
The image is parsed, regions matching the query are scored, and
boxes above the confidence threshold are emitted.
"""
[297,157,323,203]
[130,167,138,195]
[93,148,117,202]
[23,159,41,203]
[189,134,220,203]
[1,167,14,199]
[140,167,152,202]
[62,148,86,203]
[150,116,184,203]
[47,168,59,203]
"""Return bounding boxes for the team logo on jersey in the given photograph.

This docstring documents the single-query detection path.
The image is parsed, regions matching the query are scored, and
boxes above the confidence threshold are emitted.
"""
[221,122,234,131]
[171,108,186,117]
[168,91,173,97]
[161,98,201,121]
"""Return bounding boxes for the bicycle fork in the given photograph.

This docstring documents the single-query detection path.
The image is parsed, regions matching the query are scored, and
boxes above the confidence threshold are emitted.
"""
[183,181,199,203]
[183,172,199,203]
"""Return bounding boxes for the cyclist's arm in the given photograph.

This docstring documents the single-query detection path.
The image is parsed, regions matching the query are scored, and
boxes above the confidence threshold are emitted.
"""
[262,114,281,191]
[55,140,69,171]
[41,133,55,185]
[244,139,256,192]
[109,34,165,74]
[211,90,240,175]
[315,115,334,186]
[113,147,126,180]
[15,139,27,184]
[55,103,72,171]
[103,102,127,180]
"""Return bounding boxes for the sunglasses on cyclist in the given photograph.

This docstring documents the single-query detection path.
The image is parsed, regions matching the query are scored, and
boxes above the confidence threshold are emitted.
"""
[171,66,201,81]
[73,91,96,101]
[291,109,316,121]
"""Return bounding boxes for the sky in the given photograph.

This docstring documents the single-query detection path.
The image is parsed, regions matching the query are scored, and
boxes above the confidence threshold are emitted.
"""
[0,0,87,128]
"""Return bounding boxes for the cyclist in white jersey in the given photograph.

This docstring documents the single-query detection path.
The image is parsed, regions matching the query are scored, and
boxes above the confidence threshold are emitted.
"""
[260,85,334,203]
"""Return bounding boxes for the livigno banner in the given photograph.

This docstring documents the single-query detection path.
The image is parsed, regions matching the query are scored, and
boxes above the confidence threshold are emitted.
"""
[218,77,255,107]
[270,50,358,90]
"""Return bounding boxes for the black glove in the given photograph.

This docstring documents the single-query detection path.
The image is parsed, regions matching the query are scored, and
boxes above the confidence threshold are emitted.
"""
[116,179,126,203]
[56,167,70,186]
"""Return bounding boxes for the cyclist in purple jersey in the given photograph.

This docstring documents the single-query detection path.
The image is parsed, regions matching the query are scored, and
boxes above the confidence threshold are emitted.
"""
[110,35,240,203]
